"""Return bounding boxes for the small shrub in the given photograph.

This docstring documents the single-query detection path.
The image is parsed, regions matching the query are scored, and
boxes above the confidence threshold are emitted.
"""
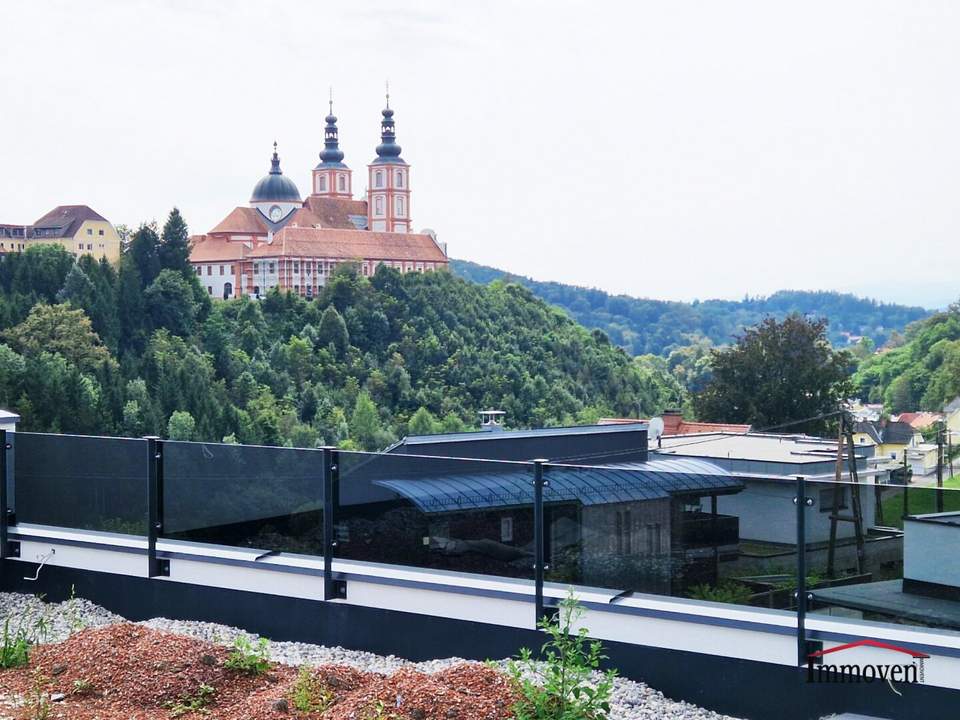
[0,619,31,669]
[27,668,51,720]
[224,635,271,675]
[507,589,616,720]
[72,678,95,696]
[364,699,400,720]
[290,666,334,713]
[687,580,753,605]
[166,683,216,717]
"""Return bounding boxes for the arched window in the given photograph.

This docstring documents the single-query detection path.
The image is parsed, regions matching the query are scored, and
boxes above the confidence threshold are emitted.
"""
[396,170,404,188]
[338,174,346,191]
[375,196,383,215]
[375,171,384,188]
[317,175,327,192]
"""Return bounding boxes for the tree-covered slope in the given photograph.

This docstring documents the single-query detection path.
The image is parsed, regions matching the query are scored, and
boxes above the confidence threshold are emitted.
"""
[0,228,682,447]
[853,303,960,412]
[452,259,930,355]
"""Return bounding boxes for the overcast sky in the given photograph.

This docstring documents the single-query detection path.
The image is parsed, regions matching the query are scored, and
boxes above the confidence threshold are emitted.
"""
[1,1,957,307]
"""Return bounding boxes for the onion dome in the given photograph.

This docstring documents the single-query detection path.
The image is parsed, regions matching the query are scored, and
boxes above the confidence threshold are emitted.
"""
[372,101,406,165]
[250,143,301,202]
[317,99,348,169]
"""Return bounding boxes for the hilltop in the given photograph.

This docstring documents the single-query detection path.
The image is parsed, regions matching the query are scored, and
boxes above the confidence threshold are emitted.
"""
[451,259,930,356]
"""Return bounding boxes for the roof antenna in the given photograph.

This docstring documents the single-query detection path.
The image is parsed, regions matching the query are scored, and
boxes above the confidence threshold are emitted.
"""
[329,86,333,115]
[385,79,390,108]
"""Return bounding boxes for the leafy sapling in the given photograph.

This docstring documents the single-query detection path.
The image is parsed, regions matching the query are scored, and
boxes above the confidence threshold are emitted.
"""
[507,589,617,720]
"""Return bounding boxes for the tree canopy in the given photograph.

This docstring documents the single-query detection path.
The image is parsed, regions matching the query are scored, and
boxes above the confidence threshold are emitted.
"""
[693,315,853,435]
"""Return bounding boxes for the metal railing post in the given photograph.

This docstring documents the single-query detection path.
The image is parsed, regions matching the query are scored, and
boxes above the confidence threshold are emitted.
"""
[0,430,10,559]
[146,436,169,577]
[795,475,818,666]
[322,446,345,600]
[533,458,548,625]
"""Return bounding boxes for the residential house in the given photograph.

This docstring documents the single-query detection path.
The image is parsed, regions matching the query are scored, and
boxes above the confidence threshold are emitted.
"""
[655,432,886,546]
[0,205,121,262]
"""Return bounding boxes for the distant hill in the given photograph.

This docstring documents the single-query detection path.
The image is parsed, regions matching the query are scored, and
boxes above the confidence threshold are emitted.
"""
[451,259,931,356]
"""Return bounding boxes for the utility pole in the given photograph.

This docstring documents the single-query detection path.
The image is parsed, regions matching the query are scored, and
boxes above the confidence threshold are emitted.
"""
[902,450,910,519]
[936,420,945,514]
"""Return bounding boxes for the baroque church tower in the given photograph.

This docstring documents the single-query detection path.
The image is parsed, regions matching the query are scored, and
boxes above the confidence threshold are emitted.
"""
[312,97,352,198]
[367,93,410,233]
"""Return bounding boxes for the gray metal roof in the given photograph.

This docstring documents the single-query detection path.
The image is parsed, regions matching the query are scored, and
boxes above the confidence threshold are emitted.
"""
[394,422,649,447]
[374,457,740,514]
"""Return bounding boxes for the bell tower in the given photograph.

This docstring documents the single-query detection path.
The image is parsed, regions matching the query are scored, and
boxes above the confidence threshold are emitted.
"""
[312,93,352,198]
[367,89,410,233]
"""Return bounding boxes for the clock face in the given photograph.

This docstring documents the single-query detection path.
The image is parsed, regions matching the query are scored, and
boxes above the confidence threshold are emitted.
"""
[269,205,283,222]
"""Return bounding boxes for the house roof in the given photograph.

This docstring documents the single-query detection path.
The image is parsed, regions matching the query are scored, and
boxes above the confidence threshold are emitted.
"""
[599,417,752,436]
[189,236,250,263]
[30,205,108,238]
[656,432,859,465]
[209,207,269,235]
[852,420,917,446]
[896,412,943,429]
[303,197,370,230]
[945,397,960,414]
[370,458,741,514]
[389,423,649,464]
[247,226,447,263]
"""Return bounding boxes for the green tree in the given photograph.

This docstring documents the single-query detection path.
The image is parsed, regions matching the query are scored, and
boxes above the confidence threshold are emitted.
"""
[693,315,852,435]
[159,208,192,275]
[144,269,200,337]
[129,222,162,287]
[317,305,349,355]
[3,303,114,372]
[349,391,382,450]
[167,410,196,440]
[408,406,439,436]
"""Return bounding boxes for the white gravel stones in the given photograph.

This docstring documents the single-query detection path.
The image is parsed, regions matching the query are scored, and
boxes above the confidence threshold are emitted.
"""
[0,592,742,720]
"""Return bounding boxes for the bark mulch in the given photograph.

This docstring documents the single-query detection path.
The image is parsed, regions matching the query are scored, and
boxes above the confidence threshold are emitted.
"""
[0,623,517,719]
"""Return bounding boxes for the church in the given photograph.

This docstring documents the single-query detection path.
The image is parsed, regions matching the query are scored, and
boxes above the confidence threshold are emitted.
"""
[189,98,448,300]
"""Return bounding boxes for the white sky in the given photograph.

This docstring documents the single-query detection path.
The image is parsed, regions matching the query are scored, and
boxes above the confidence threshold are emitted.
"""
[1,0,957,307]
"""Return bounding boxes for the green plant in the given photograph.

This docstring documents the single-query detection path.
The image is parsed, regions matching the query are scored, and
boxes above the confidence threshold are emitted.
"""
[687,580,753,605]
[290,666,334,713]
[0,619,31,668]
[166,683,216,717]
[65,585,88,633]
[223,635,271,675]
[72,678,95,696]
[364,699,400,720]
[507,589,616,720]
[27,668,51,720]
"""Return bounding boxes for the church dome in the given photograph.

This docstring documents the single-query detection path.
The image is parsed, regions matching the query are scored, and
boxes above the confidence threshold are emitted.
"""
[250,144,301,203]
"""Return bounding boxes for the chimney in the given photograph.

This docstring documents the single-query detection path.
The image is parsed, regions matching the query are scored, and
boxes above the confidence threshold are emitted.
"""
[659,409,683,436]
[479,409,506,432]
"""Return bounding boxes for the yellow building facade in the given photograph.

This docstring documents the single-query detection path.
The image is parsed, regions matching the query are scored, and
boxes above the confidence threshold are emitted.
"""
[0,205,121,263]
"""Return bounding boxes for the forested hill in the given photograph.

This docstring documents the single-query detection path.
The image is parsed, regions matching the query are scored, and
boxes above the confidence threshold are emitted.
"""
[0,224,682,446]
[853,302,960,412]
[451,259,930,356]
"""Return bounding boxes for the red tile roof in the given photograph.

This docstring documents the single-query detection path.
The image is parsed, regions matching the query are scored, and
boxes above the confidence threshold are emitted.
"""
[895,412,943,429]
[189,235,250,262]
[247,226,447,263]
[302,197,369,229]
[599,417,752,436]
[209,207,269,235]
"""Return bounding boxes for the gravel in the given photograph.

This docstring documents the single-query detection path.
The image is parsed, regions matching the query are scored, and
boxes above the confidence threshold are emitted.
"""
[0,592,743,720]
